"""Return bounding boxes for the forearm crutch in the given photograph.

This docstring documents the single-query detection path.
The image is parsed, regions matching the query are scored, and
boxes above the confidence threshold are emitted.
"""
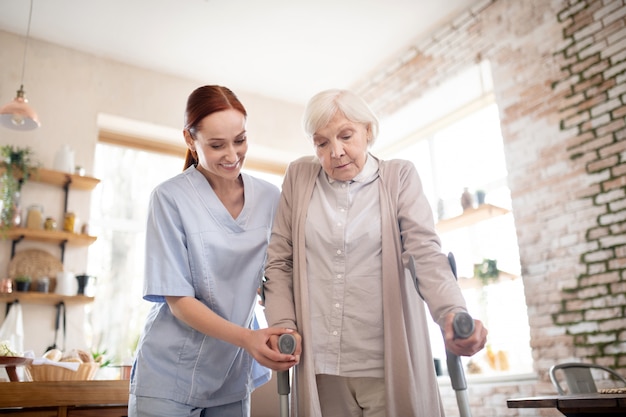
[446,252,474,417]
[408,254,474,417]
[277,333,296,417]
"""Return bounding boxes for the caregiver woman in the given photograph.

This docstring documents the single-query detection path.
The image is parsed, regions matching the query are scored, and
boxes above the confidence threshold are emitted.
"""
[129,85,297,417]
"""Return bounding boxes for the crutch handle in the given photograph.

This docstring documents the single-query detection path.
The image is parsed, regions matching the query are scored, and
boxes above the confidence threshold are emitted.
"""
[447,312,474,391]
[278,334,296,395]
[453,311,475,339]
[278,333,296,355]
[445,253,474,417]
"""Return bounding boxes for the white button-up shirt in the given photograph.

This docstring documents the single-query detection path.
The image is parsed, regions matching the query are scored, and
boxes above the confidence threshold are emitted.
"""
[305,155,384,378]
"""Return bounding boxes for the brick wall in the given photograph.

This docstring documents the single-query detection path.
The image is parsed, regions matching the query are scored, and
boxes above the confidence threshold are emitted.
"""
[553,0,626,369]
[354,0,626,415]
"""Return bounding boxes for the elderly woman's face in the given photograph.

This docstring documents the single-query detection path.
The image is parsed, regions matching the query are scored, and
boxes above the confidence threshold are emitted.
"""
[312,111,370,182]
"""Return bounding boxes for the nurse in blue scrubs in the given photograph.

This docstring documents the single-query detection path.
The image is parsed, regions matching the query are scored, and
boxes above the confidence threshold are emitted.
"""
[128,85,298,417]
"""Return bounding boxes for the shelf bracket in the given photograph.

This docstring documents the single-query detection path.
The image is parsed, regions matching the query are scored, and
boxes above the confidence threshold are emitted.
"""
[4,299,18,319]
[62,179,71,213]
[10,235,25,259]
[59,240,68,262]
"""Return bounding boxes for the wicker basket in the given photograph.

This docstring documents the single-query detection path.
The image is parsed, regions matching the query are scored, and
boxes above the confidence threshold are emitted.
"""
[24,362,100,381]
[7,249,63,292]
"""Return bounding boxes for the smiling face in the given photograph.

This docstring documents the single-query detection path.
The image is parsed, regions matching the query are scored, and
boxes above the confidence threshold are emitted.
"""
[313,111,371,182]
[184,108,248,184]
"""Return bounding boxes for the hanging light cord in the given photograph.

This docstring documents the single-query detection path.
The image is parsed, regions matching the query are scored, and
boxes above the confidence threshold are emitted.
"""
[19,0,34,89]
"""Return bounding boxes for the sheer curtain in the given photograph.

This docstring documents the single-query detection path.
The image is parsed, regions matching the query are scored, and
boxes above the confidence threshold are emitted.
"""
[86,143,183,364]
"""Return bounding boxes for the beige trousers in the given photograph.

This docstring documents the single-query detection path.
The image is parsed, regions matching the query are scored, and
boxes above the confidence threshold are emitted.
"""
[316,374,386,417]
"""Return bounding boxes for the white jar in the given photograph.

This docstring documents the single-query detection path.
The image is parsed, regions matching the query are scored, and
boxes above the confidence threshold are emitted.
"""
[55,271,76,296]
[53,144,75,173]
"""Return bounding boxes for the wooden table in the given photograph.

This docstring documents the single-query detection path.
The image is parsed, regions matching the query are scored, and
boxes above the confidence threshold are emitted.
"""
[507,392,626,416]
[0,380,129,417]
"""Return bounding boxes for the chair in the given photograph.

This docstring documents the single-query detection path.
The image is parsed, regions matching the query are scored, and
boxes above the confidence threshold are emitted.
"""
[549,362,626,395]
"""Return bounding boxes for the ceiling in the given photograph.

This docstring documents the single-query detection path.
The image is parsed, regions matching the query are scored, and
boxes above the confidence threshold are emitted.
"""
[0,0,477,106]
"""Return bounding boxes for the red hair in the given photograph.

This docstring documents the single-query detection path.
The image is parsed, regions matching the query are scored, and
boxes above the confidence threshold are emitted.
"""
[182,85,247,170]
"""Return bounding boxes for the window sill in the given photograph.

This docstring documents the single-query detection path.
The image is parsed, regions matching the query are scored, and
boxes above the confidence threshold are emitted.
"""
[437,371,537,386]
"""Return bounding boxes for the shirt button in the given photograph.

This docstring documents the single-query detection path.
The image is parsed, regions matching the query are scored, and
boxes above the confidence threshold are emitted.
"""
[336,249,342,255]
[341,184,346,188]
[332,331,338,336]
[337,222,342,227]
[337,274,342,279]
[335,303,340,308]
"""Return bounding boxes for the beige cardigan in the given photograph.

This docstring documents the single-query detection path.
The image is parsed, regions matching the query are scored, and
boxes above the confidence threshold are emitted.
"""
[264,155,467,416]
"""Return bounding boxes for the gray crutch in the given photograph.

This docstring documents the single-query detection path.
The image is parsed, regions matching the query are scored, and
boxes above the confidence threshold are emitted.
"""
[409,254,474,417]
[277,333,296,417]
[259,279,296,417]
[446,252,474,417]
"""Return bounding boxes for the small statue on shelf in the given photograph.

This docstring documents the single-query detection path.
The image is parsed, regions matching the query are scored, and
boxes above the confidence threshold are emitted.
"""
[461,187,474,211]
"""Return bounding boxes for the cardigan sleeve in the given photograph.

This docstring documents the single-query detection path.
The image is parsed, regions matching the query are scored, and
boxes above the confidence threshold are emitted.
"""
[263,160,299,329]
[388,159,467,326]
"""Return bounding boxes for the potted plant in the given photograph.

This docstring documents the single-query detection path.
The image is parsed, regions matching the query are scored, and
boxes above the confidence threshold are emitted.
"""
[0,145,39,231]
[14,275,32,292]
[473,258,499,286]
[92,348,112,367]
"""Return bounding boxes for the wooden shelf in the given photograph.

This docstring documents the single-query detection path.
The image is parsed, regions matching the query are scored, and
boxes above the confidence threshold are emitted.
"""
[4,227,97,246]
[4,167,100,191]
[0,292,94,305]
[2,165,100,255]
[30,167,100,191]
[457,270,519,289]
[2,167,100,191]
[0,380,128,408]
[436,203,509,233]
[0,167,99,309]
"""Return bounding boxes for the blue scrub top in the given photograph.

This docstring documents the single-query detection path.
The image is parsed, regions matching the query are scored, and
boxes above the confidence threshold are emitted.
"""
[130,166,280,408]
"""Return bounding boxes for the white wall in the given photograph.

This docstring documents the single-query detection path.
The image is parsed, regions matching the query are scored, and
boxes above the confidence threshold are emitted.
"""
[0,29,309,364]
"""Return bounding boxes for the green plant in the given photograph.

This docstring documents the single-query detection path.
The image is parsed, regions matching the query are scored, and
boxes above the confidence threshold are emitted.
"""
[474,258,499,286]
[0,145,39,230]
[1,145,38,182]
[92,348,112,367]
[13,275,31,291]
[14,275,31,283]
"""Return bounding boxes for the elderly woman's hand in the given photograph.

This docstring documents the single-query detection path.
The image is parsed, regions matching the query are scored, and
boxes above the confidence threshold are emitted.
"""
[442,312,488,357]
[269,330,302,360]
[244,327,300,372]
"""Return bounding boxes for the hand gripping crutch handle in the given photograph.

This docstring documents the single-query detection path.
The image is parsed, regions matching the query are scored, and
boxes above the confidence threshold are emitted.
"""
[278,334,296,394]
[278,333,296,417]
[446,312,474,391]
[446,253,474,417]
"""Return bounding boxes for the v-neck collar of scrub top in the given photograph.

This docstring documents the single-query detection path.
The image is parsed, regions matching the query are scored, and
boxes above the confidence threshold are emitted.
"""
[187,166,251,232]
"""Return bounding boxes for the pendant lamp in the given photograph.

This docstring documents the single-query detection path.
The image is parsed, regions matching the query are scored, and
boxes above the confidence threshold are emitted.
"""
[0,0,40,131]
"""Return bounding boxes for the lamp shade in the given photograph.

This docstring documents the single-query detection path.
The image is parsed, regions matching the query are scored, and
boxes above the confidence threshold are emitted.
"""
[0,86,40,131]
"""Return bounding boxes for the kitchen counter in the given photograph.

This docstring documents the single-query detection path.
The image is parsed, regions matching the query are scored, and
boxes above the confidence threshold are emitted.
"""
[0,380,129,416]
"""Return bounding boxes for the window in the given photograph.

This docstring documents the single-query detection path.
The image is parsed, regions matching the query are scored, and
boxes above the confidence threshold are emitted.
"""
[86,143,184,363]
[378,64,532,376]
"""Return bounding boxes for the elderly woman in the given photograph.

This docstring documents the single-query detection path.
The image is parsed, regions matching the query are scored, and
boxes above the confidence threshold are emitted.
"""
[263,88,487,417]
